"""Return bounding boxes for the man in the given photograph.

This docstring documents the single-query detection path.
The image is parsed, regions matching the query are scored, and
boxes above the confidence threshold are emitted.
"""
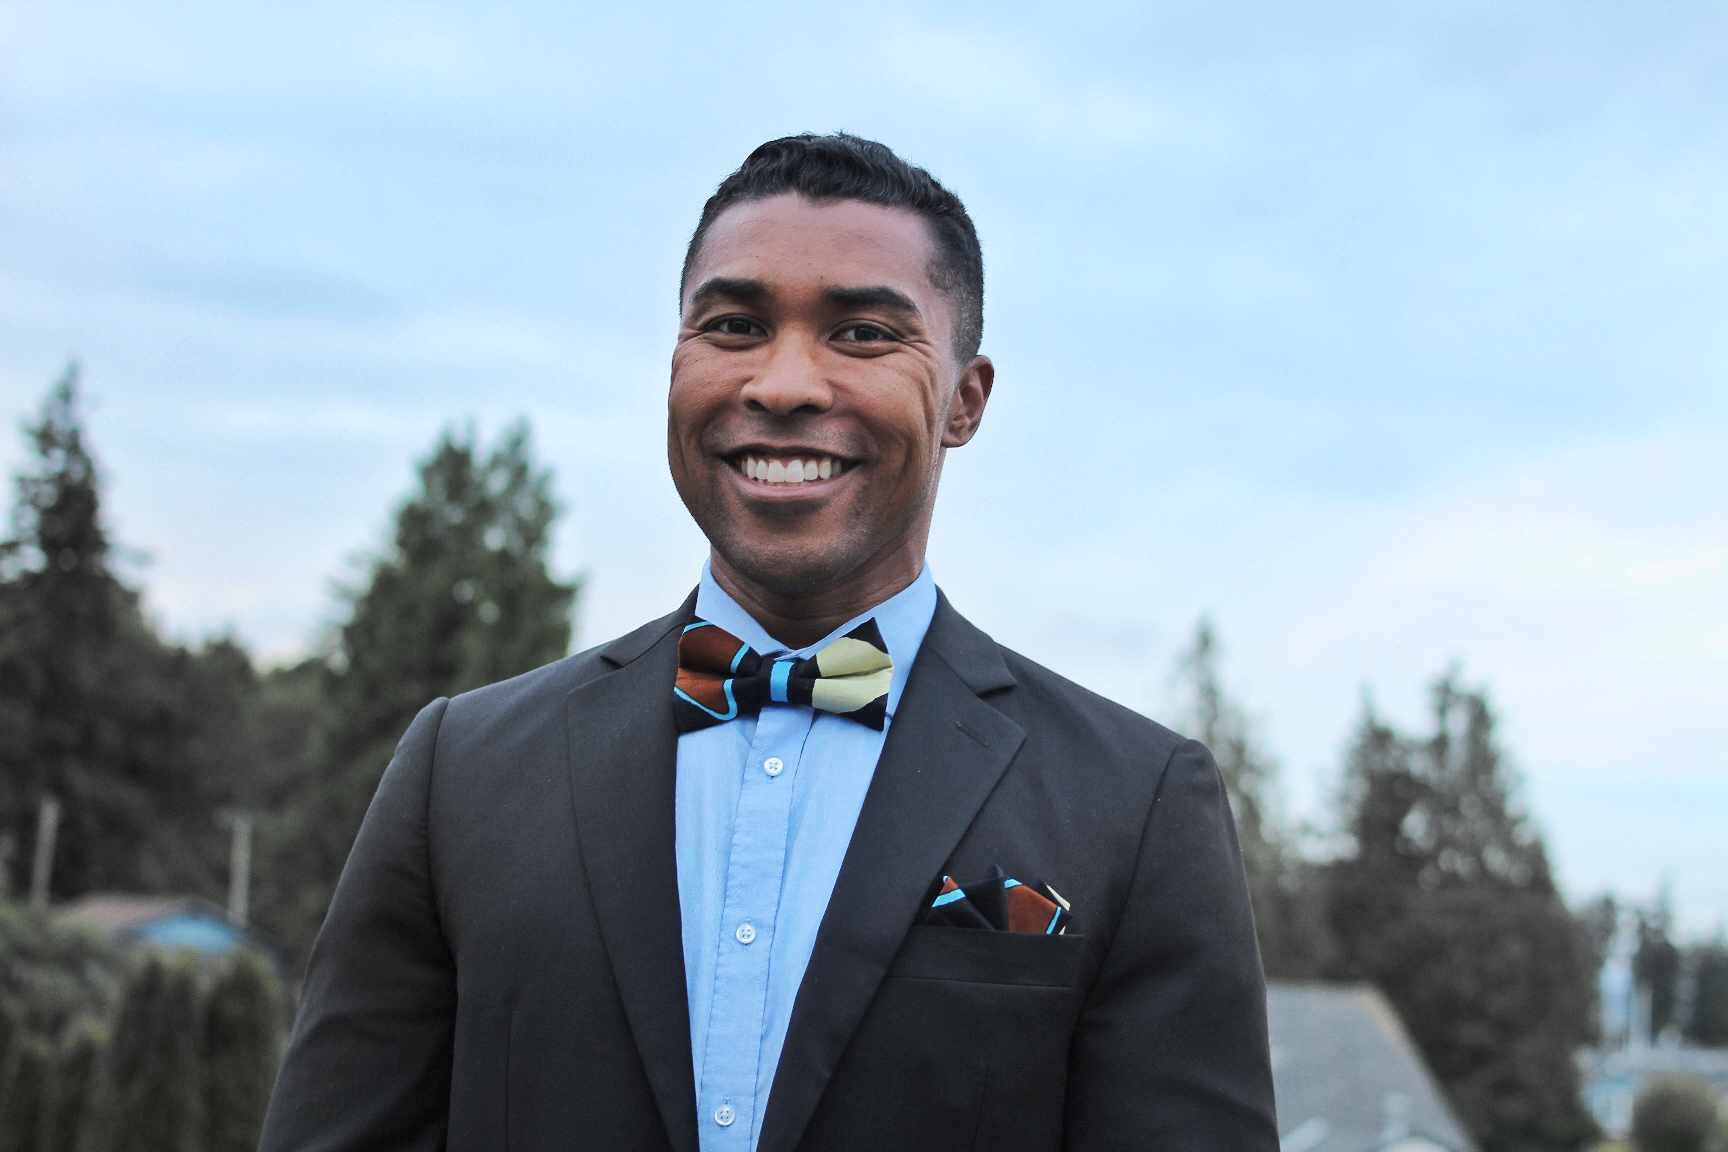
[259,134,1277,1151]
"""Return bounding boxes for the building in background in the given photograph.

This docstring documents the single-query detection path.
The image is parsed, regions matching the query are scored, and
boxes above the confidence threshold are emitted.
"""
[54,893,244,956]
[1269,982,1476,1152]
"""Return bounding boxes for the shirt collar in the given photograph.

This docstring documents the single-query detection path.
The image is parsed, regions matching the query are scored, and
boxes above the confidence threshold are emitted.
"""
[693,557,937,719]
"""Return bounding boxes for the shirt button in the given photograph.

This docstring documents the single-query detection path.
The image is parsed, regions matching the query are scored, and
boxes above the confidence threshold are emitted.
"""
[763,756,784,777]
[735,921,757,945]
[714,1103,736,1127]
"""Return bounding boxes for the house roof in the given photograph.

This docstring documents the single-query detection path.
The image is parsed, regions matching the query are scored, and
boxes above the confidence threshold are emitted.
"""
[53,892,233,936]
[1269,982,1476,1152]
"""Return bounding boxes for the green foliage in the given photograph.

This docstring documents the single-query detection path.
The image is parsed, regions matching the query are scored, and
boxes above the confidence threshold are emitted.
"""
[203,952,283,1152]
[0,1034,54,1152]
[1689,945,1728,1047]
[107,959,205,1152]
[1635,890,1684,1040]
[1328,673,1598,1152]
[1630,1079,1723,1152]
[0,907,122,1057]
[262,422,578,969]
[0,922,284,1152]
[99,956,165,1152]
[49,1019,104,1152]
[0,910,122,1152]
[0,368,253,902]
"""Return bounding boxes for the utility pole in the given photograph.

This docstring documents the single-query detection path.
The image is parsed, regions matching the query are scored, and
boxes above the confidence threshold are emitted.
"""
[29,795,61,910]
[218,808,254,928]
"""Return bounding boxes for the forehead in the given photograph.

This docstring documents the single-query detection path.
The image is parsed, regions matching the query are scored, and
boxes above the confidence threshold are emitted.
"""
[685,194,939,306]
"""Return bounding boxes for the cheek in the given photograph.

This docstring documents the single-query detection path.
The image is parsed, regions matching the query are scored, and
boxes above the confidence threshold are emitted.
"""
[668,360,730,444]
[866,371,944,464]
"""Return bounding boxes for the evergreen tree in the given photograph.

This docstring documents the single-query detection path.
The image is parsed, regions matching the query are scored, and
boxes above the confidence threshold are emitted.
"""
[0,368,246,901]
[1635,890,1684,1041]
[0,1034,54,1152]
[1687,944,1728,1047]
[0,365,141,897]
[203,951,283,1152]
[264,422,578,967]
[111,960,203,1152]
[1328,673,1597,1152]
[99,956,167,1152]
[50,1019,105,1152]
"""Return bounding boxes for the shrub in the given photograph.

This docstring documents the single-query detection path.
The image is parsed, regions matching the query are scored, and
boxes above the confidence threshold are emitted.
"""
[204,951,284,1152]
[51,1018,107,1152]
[1631,1078,1724,1152]
[0,1034,55,1152]
[109,960,204,1152]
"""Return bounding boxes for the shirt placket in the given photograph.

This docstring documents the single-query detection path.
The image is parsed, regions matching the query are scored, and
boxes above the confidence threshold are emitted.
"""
[698,659,811,1150]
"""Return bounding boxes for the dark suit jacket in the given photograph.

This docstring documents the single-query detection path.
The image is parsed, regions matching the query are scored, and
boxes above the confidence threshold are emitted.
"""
[259,588,1278,1151]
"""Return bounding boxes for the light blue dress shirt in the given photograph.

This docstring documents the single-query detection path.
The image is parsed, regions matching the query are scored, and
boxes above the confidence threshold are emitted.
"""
[675,558,937,1151]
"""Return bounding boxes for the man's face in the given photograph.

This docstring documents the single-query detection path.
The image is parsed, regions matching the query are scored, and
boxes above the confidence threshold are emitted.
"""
[669,193,991,599]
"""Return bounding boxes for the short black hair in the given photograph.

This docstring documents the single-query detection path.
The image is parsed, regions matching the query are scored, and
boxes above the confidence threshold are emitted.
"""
[681,133,985,362]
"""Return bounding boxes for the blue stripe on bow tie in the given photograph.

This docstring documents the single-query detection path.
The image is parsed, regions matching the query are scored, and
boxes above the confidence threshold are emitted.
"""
[675,679,739,722]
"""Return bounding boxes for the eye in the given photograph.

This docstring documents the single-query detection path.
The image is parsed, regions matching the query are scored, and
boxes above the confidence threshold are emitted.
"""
[834,323,897,344]
[704,315,767,338]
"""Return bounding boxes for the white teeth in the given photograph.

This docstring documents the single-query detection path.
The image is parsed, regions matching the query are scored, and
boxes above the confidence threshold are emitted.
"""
[737,454,847,485]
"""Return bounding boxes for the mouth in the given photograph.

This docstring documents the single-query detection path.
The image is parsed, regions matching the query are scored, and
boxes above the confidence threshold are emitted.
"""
[721,449,858,492]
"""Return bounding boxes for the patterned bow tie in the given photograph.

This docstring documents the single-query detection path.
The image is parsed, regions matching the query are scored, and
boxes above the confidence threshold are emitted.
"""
[673,617,894,733]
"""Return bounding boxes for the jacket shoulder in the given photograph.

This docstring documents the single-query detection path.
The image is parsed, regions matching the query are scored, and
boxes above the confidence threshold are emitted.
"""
[439,594,694,733]
[990,640,1191,767]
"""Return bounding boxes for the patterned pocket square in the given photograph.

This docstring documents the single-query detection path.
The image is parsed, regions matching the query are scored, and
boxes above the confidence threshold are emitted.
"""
[922,864,1074,935]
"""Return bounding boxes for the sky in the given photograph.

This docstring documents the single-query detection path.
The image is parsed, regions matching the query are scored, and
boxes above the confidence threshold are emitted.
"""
[2,3,1724,936]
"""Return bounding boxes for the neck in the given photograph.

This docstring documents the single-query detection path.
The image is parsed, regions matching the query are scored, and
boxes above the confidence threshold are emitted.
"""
[710,550,923,649]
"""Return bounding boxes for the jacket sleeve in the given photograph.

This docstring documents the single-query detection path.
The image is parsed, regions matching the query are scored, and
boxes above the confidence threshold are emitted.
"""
[1063,738,1280,1150]
[259,698,456,1152]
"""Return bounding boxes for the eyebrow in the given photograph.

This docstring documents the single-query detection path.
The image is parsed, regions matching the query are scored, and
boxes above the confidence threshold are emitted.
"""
[686,277,923,323]
[823,284,922,321]
[687,276,771,313]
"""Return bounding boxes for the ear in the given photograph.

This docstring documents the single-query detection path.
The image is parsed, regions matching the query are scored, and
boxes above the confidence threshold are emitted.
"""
[941,355,994,448]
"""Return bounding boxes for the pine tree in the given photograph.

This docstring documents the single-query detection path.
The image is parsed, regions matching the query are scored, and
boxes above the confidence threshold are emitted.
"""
[99,956,166,1152]
[1327,673,1597,1152]
[1687,944,1728,1047]
[203,951,283,1152]
[0,368,245,901]
[1635,889,1684,1040]
[262,421,578,968]
[50,1019,105,1152]
[0,365,141,898]
[0,1034,54,1152]
[110,960,203,1152]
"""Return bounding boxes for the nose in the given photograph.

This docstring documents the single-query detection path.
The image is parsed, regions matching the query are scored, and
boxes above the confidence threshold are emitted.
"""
[738,334,833,417]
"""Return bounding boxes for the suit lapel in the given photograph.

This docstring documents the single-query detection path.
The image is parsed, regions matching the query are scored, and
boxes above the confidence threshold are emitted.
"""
[757,592,1024,1152]
[564,591,700,1152]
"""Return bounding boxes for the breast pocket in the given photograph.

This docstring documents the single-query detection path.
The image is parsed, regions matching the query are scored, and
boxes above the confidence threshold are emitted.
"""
[805,926,1087,1150]
[886,924,1089,988]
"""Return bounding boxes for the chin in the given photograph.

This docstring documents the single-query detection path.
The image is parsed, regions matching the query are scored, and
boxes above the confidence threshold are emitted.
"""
[717,535,860,598]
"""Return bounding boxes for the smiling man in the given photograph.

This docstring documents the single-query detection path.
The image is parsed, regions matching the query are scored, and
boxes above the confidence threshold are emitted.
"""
[260,134,1278,1152]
